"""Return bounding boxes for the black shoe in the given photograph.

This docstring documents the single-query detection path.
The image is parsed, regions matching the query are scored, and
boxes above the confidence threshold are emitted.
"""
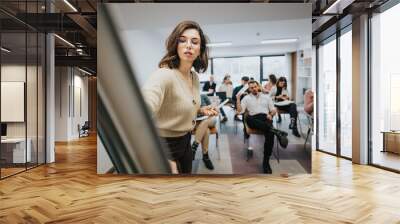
[234,115,242,121]
[271,129,288,148]
[192,141,199,160]
[271,128,288,137]
[289,118,295,129]
[221,117,228,123]
[202,153,214,170]
[292,128,301,138]
[263,159,272,174]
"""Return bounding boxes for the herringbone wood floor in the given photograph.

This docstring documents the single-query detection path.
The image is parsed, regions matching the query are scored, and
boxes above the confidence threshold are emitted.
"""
[1,135,400,223]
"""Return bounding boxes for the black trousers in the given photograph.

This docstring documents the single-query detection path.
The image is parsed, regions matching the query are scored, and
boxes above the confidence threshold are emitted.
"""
[162,133,192,174]
[245,114,274,160]
[276,103,298,119]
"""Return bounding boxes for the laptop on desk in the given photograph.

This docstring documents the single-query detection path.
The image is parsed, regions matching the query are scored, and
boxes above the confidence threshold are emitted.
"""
[216,91,227,101]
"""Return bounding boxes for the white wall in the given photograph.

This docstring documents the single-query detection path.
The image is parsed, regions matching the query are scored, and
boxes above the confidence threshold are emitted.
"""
[209,43,298,58]
[121,30,164,86]
[55,67,89,141]
[55,67,69,141]
[112,4,311,85]
[1,65,38,136]
[120,30,300,87]
[97,135,113,174]
[1,63,47,163]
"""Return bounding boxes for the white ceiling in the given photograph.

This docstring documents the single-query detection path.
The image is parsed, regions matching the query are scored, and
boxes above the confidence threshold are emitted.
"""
[108,3,311,56]
[158,19,309,48]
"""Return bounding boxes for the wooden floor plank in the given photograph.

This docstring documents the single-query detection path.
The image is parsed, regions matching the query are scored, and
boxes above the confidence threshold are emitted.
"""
[0,135,399,223]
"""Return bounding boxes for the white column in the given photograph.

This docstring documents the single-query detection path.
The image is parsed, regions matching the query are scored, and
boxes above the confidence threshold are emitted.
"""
[46,33,55,163]
[352,14,369,164]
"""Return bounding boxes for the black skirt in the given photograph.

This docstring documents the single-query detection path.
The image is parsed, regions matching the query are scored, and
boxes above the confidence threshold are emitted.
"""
[162,132,192,174]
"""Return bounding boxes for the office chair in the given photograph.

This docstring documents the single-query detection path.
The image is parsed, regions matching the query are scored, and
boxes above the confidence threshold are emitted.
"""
[243,112,281,162]
[79,121,90,138]
[304,113,313,153]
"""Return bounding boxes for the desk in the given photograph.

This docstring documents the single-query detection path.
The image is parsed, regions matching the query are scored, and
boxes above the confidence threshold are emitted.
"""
[1,138,31,163]
[381,131,400,154]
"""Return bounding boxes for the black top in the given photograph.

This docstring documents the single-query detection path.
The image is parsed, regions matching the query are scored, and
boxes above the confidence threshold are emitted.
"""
[275,87,283,102]
[231,85,249,108]
[202,81,217,96]
[231,85,243,103]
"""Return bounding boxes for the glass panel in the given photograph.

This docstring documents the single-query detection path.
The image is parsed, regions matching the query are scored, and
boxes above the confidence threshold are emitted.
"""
[340,30,352,158]
[38,33,45,165]
[1,30,28,177]
[213,56,260,86]
[318,37,337,154]
[262,56,287,78]
[27,31,38,169]
[371,3,400,171]
[262,55,288,79]
[198,59,212,83]
[262,55,292,93]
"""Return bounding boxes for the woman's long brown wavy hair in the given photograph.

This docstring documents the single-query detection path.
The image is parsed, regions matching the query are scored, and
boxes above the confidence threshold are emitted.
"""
[158,21,209,73]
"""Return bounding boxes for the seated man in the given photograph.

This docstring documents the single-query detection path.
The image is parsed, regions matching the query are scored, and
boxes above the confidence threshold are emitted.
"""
[191,94,217,170]
[232,76,250,121]
[202,75,217,96]
[236,81,288,174]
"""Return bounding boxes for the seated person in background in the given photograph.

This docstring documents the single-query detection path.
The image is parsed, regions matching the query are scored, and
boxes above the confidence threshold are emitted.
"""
[218,74,233,100]
[217,75,233,123]
[263,74,277,94]
[202,75,217,96]
[191,94,217,170]
[304,89,314,115]
[232,76,250,121]
[270,77,301,137]
[236,81,288,174]
[226,80,233,98]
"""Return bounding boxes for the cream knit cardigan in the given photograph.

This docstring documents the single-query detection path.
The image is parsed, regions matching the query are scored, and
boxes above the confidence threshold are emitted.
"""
[142,68,201,137]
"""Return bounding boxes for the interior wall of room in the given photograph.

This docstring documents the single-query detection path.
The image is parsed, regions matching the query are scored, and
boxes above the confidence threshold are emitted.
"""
[88,77,97,132]
[55,67,89,141]
[121,30,164,86]
[209,44,298,58]
[115,4,311,86]
[296,47,313,105]
[121,28,297,87]
[1,64,39,139]
[97,135,113,174]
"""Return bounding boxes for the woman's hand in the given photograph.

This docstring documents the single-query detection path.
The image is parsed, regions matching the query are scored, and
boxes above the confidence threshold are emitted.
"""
[276,95,286,100]
[200,106,219,116]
